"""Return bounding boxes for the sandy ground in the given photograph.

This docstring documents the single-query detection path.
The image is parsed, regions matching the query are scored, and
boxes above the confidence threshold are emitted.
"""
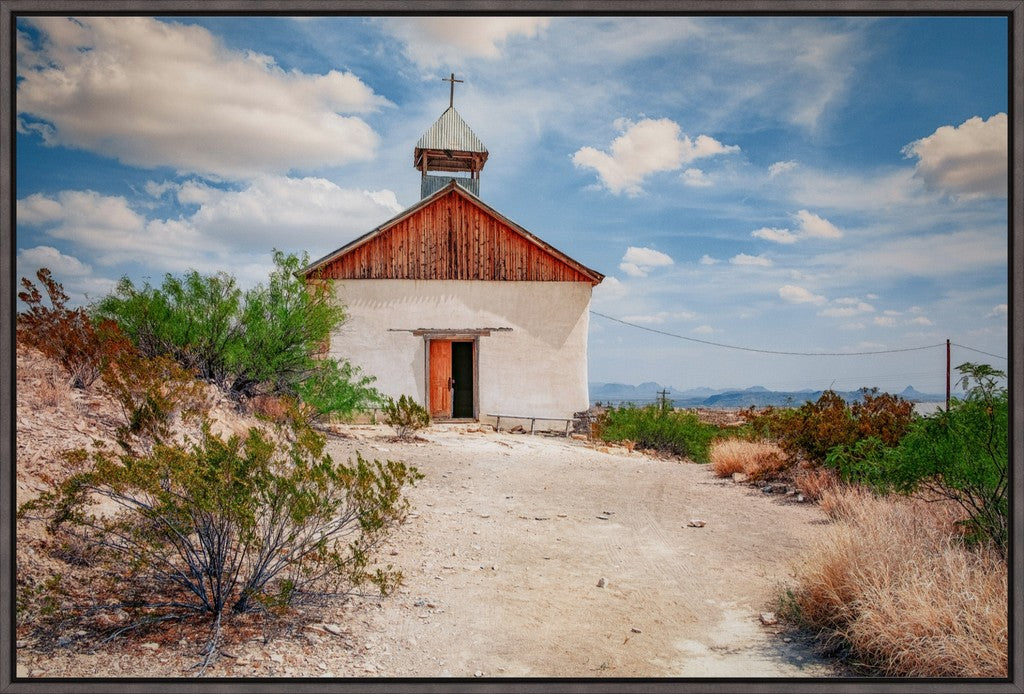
[311,425,840,678]
[16,344,842,679]
[19,424,840,680]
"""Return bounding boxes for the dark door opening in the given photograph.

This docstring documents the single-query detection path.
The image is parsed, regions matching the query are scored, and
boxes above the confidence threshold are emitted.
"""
[451,341,474,418]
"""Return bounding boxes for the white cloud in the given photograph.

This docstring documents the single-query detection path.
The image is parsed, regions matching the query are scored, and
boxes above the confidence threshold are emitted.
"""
[621,310,697,325]
[16,179,404,277]
[838,322,865,330]
[794,209,843,239]
[592,275,628,301]
[751,210,841,245]
[873,316,898,327]
[691,325,715,335]
[813,228,1005,278]
[986,304,1008,318]
[908,316,933,326]
[380,17,550,68]
[902,113,1007,199]
[18,190,149,261]
[699,254,720,265]
[175,176,403,250]
[17,244,92,278]
[16,245,116,303]
[752,227,798,244]
[768,160,797,177]
[681,168,712,187]
[730,253,773,267]
[787,167,924,212]
[619,246,674,277]
[17,17,388,179]
[819,301,874,318]
[778,284,826,304]
[572,118,738,196]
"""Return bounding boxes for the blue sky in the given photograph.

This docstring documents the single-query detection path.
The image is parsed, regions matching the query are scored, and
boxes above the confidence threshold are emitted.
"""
[14,14,1010,393]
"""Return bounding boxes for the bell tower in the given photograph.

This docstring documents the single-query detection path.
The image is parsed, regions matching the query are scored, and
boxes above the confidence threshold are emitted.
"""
[414,73,489,199]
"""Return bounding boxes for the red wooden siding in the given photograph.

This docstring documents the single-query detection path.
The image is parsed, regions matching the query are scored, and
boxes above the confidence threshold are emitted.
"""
[314,190,597,283]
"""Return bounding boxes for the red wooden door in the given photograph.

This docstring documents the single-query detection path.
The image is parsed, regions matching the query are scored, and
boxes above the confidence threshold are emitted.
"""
[429,340,452,417]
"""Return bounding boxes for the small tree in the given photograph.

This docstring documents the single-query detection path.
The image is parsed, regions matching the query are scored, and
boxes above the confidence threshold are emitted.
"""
[382,395,430,440]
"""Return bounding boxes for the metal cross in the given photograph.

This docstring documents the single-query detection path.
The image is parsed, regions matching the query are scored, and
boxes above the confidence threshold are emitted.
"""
[442,72,463,108]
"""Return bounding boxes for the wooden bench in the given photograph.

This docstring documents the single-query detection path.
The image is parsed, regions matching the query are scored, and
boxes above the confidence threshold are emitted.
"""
[488,414,575,437]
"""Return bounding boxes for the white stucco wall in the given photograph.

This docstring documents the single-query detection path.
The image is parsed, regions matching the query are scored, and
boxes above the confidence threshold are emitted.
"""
[328,280,592,420]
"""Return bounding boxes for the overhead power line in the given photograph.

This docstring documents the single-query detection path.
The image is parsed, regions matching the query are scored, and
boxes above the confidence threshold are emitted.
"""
[590,310,1004,359]
[950,343,1009,360]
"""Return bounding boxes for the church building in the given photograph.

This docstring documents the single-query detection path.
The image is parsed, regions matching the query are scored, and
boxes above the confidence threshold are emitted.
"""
[302,78,603,425]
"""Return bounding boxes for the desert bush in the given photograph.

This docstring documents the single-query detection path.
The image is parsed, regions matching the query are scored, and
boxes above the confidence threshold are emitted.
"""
[93,251,370,409]
[94,268,244,383]
[873,363,1008,553]
[850,389,915,446]
[17,268,125,388]
[784,487,1006,676]
[231,252,345,395]
[597,405,720,462]
[100,347,206,454]
[249,394,300,424]
[382,395,430,439]
[744,388,914,466]
[296,358,381,423]
[710,439,790,480]
[19,418,421,631]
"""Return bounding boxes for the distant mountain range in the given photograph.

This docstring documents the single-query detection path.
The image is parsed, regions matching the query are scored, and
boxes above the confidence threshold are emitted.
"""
[589,382,946,408]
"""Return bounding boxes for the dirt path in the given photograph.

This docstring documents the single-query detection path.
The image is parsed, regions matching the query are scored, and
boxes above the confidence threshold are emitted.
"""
[309,425,838,678]
[17,423,841,679]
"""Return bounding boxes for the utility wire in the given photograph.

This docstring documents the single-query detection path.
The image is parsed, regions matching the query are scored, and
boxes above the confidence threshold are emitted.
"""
[950,343,1008,360]
[591,310,1000,358]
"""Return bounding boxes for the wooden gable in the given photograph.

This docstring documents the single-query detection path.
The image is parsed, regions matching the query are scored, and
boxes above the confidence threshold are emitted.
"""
[303,182,603,285]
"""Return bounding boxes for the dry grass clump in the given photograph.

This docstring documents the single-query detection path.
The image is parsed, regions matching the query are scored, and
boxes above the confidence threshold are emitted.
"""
[36,372,72,408]
[793,466,839,502]
[710,438,789,480]
[788,487,1007,677]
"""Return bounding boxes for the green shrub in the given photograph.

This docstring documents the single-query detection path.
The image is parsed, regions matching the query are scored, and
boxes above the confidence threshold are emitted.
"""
[875,363,1008,553]
[296,358,381,423]
[95,268,243,383]
[382,395,430,439]
[94,251,345,398]
[598,405,720,462]
[94,251,380,422]
[20,417,421,628]
[232,252,344,395]
[100,346,206,454]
